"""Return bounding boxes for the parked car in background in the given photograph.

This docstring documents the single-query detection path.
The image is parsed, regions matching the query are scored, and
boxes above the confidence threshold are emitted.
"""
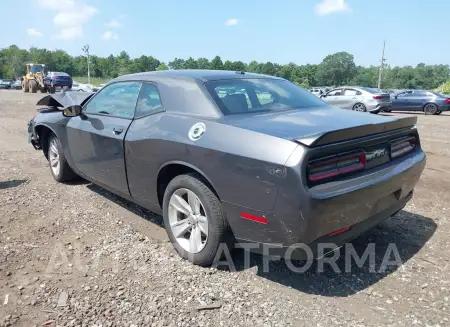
[72,81,98,92]
[309,88,325,97]
[28,70,425,266]
[0,79,14,89]
[388,90,450,115]
[382,89,399,96]
[11,80,22,89]
[44,72,73,93]
[321,86,391,113]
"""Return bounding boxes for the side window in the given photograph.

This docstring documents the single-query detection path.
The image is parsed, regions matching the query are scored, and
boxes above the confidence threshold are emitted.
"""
[327,89,343,96]
[84,81,142,119]
[344,89,358,96]
[135,83,164,118]
[255,89,274,106]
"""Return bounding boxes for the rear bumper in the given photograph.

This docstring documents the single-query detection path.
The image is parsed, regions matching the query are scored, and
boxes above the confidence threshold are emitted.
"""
[369,103,391,113]
[438,104,450,112]
[49,80,72,87]
[226,149,426,258]
[237,190,412,260]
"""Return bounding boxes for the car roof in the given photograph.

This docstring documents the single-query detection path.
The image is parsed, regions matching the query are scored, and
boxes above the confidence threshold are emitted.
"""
[114,69,282,83]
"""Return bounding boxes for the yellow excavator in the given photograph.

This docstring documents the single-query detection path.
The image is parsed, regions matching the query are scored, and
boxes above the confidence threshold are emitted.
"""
[21,63,47,93]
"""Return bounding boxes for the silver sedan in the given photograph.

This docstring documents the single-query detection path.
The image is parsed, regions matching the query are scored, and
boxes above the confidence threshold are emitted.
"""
[321,86,392,114]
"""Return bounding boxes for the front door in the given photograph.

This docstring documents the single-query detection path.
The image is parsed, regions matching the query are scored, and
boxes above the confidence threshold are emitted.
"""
[66,81,142,195]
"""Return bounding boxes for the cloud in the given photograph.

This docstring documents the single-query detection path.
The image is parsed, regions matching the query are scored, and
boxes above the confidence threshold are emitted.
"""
[36,0,97,39]
[315,0,351,16]
[224,18,238,26]
[27,28,43,37]
[102,31,119,40]
[106,19,121,28]
[106,14,126,28]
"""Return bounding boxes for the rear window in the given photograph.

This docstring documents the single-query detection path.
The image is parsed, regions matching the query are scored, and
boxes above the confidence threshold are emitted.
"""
[361,87,383,93]
[205,78,325,115]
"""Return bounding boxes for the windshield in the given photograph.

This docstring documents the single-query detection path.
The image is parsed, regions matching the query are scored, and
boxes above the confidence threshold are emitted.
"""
[205,79,326,115]
[30,65,45,73]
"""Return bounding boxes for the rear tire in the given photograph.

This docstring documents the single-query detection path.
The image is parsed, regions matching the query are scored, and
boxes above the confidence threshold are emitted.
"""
[30,80,37,93]
[47,133,78,183]
[423,103,438,115]
[352,103,367,112]
[162,173,233,266]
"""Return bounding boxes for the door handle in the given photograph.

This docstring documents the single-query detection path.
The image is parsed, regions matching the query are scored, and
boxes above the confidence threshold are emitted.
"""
[113,127,123,134]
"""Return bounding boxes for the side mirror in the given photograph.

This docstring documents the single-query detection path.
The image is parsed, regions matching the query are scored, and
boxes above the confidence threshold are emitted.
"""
[63,105,82,117]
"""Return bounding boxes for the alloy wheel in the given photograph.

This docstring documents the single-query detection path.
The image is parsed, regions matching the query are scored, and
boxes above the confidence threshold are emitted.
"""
[424,103,438,115]
[168,188,208,254]
[49,138,60,176]
[353,103,366,112]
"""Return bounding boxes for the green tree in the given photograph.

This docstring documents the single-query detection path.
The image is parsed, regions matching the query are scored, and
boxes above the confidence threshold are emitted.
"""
[156,63,169,70]
[210,56,224,70]
[316,51,357,86]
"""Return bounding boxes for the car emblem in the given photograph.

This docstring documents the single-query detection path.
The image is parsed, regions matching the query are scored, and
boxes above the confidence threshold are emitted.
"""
[366,148,387,161]
[188,123,206,141]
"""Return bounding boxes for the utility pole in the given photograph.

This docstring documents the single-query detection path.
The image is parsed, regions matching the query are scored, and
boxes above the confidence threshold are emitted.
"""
[82,45,90,84]
[377,40,386,89]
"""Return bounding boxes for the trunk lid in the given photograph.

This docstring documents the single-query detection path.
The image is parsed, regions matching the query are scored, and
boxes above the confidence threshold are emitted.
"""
[372,92,391,103]
[218,106,416,147]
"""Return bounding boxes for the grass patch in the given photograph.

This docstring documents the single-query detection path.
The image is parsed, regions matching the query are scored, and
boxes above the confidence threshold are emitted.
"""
[72,76,111,86]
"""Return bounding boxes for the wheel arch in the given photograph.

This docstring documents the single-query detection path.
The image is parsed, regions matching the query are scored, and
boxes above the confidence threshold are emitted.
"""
[34,123,57,159]
[156,161,220,207]
[422,102,439,113]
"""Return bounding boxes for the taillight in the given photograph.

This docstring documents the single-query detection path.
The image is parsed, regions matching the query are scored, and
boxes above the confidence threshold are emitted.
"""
[373,95,383,99]
[445,98,450,104]
[308,151,366,182]
[390,137,416,159]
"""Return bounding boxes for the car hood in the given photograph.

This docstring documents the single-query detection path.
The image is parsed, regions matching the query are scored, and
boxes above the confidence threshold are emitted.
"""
[218,106,416,147]
[36,91,95,108]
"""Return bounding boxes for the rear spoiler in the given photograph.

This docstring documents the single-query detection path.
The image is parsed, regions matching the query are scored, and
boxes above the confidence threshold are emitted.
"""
[295,116,418,147]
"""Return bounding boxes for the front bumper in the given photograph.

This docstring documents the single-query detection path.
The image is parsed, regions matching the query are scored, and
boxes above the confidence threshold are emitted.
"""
[27,119,41,150]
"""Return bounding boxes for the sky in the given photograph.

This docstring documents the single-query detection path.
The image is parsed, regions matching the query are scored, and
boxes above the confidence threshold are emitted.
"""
[1,0,449,67]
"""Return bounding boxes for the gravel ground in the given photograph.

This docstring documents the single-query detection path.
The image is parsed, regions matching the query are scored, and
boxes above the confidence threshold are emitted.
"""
[0,90,449,327]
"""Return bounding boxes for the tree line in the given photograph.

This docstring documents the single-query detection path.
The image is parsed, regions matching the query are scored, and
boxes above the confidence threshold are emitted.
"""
[1,44,449,91]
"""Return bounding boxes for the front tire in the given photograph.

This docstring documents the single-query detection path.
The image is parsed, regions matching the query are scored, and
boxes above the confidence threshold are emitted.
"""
[47,134,78,183]
[30,80,37,93]
[162,174,232,266]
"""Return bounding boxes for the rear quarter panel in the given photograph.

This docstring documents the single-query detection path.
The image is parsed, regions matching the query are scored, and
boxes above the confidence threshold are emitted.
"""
[124,113,299,214]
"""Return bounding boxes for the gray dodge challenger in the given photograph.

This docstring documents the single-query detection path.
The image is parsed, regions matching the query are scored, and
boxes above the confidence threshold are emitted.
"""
[28,70,426,266]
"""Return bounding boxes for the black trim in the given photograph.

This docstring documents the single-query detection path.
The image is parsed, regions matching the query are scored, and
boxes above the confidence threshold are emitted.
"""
[134,82,166,119]
[296,116,417,147]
